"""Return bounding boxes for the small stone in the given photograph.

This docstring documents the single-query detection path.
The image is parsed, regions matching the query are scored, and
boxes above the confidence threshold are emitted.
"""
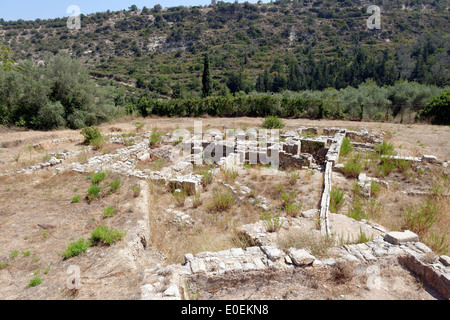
[301,209,319,219]
[285,255,293,264]
[190,259,206,274]
[184,253,194,263]
[163,284,180,298]
[218,262,227,274]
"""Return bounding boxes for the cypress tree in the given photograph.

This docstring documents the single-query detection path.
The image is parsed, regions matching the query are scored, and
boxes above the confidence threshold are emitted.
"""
[202,52,212,98]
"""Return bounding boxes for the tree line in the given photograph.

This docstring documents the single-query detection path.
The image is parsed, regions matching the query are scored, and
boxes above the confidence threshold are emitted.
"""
[0,48,123,129]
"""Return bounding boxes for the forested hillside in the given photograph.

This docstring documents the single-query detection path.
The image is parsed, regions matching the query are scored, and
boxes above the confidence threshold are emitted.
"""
[0,0,449,129]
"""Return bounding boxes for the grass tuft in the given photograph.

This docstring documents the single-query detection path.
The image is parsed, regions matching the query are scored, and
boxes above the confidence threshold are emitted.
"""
[62,238,89,260]
[90,226,127,246]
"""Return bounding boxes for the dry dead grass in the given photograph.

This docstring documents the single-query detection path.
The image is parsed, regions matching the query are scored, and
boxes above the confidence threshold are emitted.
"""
[276,230,335,259]
[148,179,259,265]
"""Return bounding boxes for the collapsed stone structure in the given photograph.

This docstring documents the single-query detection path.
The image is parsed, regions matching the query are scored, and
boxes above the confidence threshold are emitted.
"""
[140,229,450,300]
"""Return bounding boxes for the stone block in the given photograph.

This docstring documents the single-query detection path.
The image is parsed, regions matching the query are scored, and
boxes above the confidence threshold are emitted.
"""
[439,255,450,266]
[261,246,283,261]
[384,230,419,245]
[287,248,315,266]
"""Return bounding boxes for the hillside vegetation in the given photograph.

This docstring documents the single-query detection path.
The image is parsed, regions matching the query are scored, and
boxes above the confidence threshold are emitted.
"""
[0,0,449,129]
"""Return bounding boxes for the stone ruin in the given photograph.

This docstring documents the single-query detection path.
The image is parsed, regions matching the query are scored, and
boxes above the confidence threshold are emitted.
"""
[136,126,448,300]
[4,125,449,300]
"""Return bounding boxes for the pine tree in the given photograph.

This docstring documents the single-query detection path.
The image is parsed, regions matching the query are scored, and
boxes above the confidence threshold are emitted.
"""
[255,73,264,92]
[202,53,212,98]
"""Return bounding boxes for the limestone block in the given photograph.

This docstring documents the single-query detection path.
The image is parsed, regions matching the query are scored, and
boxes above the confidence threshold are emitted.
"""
[384,230,419,245]
[439,255,450,266]
[287,248,315,266]
[261,246,283,261]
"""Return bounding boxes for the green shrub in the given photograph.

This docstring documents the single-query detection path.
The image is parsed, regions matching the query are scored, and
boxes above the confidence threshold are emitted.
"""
[417,90,450,125]
[103,206,117,217]
[260,212,284,232]
[426,232,448,256]
[284,202,302,217]
[27,275,42,288]
[173,189,187,207]
[404,200,438,236]
[370,181,381,197]
[131,183,141,197]
[262,116,285,129]
[341,153,363,178]
[90,226,126,246]
[92,171,106,184]
[375,141,396,157]
[211,188,234,212]
[22,250,31,257]
[201,170,214,187]
[356,228,373,244]
[223,168,238,183]
[375,158,410,177]
[149,131,163,147]
[87,184,101,201]
[37,101,66,130]
[192,192,202,208]
[330,187,345,213]
[340,138,353,158]
[287,170,299,185]
[62,238,89,259]
[108,177,122,193]
[347,198,367,221]
[81,127,102,145]
[71,195,81,203]
[396,159,412,174]
[375,159,395,177]
[133,121,145,132]
[90,136,104,150]
[280,191,296,209]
